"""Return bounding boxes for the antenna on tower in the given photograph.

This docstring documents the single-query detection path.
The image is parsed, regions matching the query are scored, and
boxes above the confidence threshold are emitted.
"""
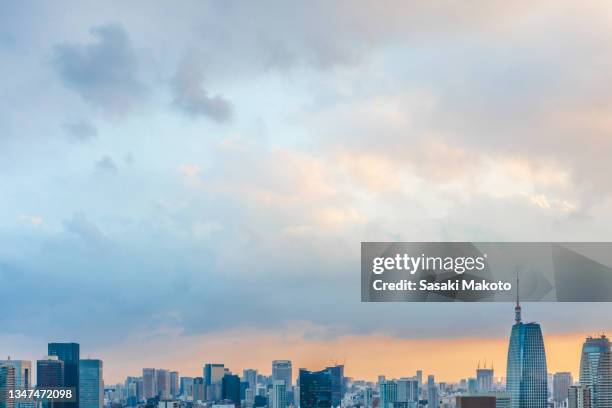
[514,272,521,324]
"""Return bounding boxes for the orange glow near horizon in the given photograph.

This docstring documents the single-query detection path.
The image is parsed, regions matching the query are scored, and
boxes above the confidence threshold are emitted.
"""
[101,327,594,384]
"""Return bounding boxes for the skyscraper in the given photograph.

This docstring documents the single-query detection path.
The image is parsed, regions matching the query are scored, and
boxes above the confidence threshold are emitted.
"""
[0,360,31,390]
[0,364,15,408]
[324,366,344,407]
[37,356,65,408]
[204,364,224,401]
[271,380,287,408]
[37,357,65,387]
[221,374,241,407]
[204,364,225,385]
[468,378,478,394]
[506,281,548,408]
[180,377,194,399]
[143,369,156,400]
[299,369,332,408]
[553,372,573,405]
[156,369,170,400]
[48,343,80,408]
[272,361,292,388]
[595,351,612,408]
[192,378,204,402]
[396,378,419,408]
[170,372,179,399]
[380,381,398,408]
[569,386,591,408]
[124,377,141,407]
[363,387,373,408]
[580,336,612,408]
[428,375,439,408]
[477,367,494,393]
[243,369,257,393]
[79,360,103,408]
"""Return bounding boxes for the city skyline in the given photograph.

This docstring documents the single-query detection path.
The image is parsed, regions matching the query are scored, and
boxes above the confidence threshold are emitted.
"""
[4,1,612,403]
[3,321,611,408]
[3,328,607,385]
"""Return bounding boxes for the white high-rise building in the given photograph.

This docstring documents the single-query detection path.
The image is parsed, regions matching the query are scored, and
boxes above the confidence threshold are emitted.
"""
[397,377,419,407]
[477,368,494,393]
[270,380,287,408]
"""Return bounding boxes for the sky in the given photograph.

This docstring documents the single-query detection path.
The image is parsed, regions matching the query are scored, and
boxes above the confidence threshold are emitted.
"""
[2,0,612,384]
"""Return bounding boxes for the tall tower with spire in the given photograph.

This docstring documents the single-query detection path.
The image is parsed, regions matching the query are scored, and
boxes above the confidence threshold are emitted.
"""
[506,279,548,408]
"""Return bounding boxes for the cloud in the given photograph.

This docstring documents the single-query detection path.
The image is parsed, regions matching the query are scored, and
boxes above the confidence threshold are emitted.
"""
[52,23,146,115]
[171,55,233,122]
[62,212,108,244]
[5,0,612,380]
[61,120,98,143]
[19,215,43,226]
[95,155,118,173]
[178,164,202,177]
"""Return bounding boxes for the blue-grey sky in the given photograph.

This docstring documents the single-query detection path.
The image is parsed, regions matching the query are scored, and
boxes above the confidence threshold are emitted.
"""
[2,0,612,382]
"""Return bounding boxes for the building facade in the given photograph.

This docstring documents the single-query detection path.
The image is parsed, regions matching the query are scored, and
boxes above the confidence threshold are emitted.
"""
[580,336,612,408]
[380,381,397,408]
[299,369,331,408]
[553,372,573,405]
[79,360,103,408]
[569,385,592,408]
[506,293,548,408]
[48,343,80,408]
[0,365,16,408]
[272,362,292,389]
[0,361,31,390]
